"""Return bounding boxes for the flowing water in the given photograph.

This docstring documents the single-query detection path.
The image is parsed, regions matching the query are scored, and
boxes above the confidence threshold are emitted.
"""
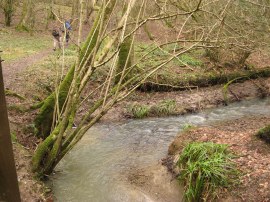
[52,98,270,202]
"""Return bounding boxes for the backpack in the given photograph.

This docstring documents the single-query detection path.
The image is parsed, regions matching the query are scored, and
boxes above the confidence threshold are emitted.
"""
[52,29,59,37]
[65,21,72,31]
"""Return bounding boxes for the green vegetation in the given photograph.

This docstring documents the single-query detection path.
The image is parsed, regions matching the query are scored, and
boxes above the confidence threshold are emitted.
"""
[8,104,26,113]
[129,99,178,118]
[256,125,270,144]
[11,132,17,143]
[135,43,203,69]
[177,142,238,201]
[5,89,26,100]
[223,77,245,105]
[151,99,176,116]
[0,29,51,62]
[129,104,150,119]
[140,67,270,92]
[178,54,203,67]
[182,124,195,131]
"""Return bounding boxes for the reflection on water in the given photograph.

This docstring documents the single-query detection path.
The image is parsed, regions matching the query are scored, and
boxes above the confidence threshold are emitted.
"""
[52,98,270,202]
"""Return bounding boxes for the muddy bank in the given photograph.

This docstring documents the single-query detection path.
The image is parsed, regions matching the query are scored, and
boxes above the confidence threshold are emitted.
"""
[102,77,270,122]
[167,116,270,201]
[126,164,184,202]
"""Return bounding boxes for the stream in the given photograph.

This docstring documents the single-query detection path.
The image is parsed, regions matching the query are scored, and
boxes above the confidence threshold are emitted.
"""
[52,98,270,202]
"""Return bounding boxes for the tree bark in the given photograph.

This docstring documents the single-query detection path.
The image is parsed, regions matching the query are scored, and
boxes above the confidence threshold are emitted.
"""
[17,0,35,31]
[3,0,14,26]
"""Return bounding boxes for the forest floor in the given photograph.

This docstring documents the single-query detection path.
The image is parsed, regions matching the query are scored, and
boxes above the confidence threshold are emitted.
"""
[1,17,270,202]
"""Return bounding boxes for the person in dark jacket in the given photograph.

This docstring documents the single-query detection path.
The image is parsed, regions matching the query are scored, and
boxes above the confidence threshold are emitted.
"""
[52,28,62,51]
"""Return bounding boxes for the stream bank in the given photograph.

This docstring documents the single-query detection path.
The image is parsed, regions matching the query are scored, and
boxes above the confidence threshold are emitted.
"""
[102,77,270,123]
[167,116,270,201]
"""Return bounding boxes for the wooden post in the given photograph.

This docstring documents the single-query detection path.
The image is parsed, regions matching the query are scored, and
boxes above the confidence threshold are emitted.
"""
[0,56,21,201]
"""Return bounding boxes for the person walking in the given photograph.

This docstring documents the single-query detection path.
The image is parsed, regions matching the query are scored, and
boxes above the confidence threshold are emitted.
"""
[52,28,62,51]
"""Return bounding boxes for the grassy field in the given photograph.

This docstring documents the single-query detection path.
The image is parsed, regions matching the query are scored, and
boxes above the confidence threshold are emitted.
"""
[0,28,51,62]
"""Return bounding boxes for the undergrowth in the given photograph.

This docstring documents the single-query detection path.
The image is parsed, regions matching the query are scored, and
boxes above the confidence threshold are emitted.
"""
[177,142,239,202]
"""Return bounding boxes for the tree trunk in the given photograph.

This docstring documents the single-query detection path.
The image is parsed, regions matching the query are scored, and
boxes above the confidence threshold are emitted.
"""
[114,37,134,85]
[71,0,79,29]
[45,0,55,29]
[3,0,14,26]
[17,0,35,31]
[84,0,98,24]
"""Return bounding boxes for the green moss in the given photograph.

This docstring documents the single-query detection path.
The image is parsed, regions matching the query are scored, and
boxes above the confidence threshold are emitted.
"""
[34,65,75,138]
[32,127,59,173]
[115,37,133,85]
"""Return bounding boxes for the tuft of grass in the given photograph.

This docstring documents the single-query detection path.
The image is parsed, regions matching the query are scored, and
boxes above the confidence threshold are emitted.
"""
[151,99,176,116]
[129,104,150,118]
[182,124,195,131]
[177,54,203,67]
[177,142,239,202]
[256,125,270,144]
[11,132,17,143]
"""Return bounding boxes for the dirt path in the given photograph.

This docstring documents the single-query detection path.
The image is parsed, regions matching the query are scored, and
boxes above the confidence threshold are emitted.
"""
[2,48,52,89]
[2,49,52,201]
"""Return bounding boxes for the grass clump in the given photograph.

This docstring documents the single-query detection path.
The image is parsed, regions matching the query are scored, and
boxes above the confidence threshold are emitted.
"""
[182,124,195,132]
[151,99,176,116]
[256,125,270,144]
[129,104,150,118]
[177,142,238,202]
[11,132,17,143]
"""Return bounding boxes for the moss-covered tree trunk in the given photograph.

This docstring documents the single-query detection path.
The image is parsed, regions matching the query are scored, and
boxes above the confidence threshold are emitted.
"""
[72,0,79,29]
[3,0,14,26]
[114,37,134,85]
[34,67,75,139]
[16,0,35,31]
[45,0,55,29]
